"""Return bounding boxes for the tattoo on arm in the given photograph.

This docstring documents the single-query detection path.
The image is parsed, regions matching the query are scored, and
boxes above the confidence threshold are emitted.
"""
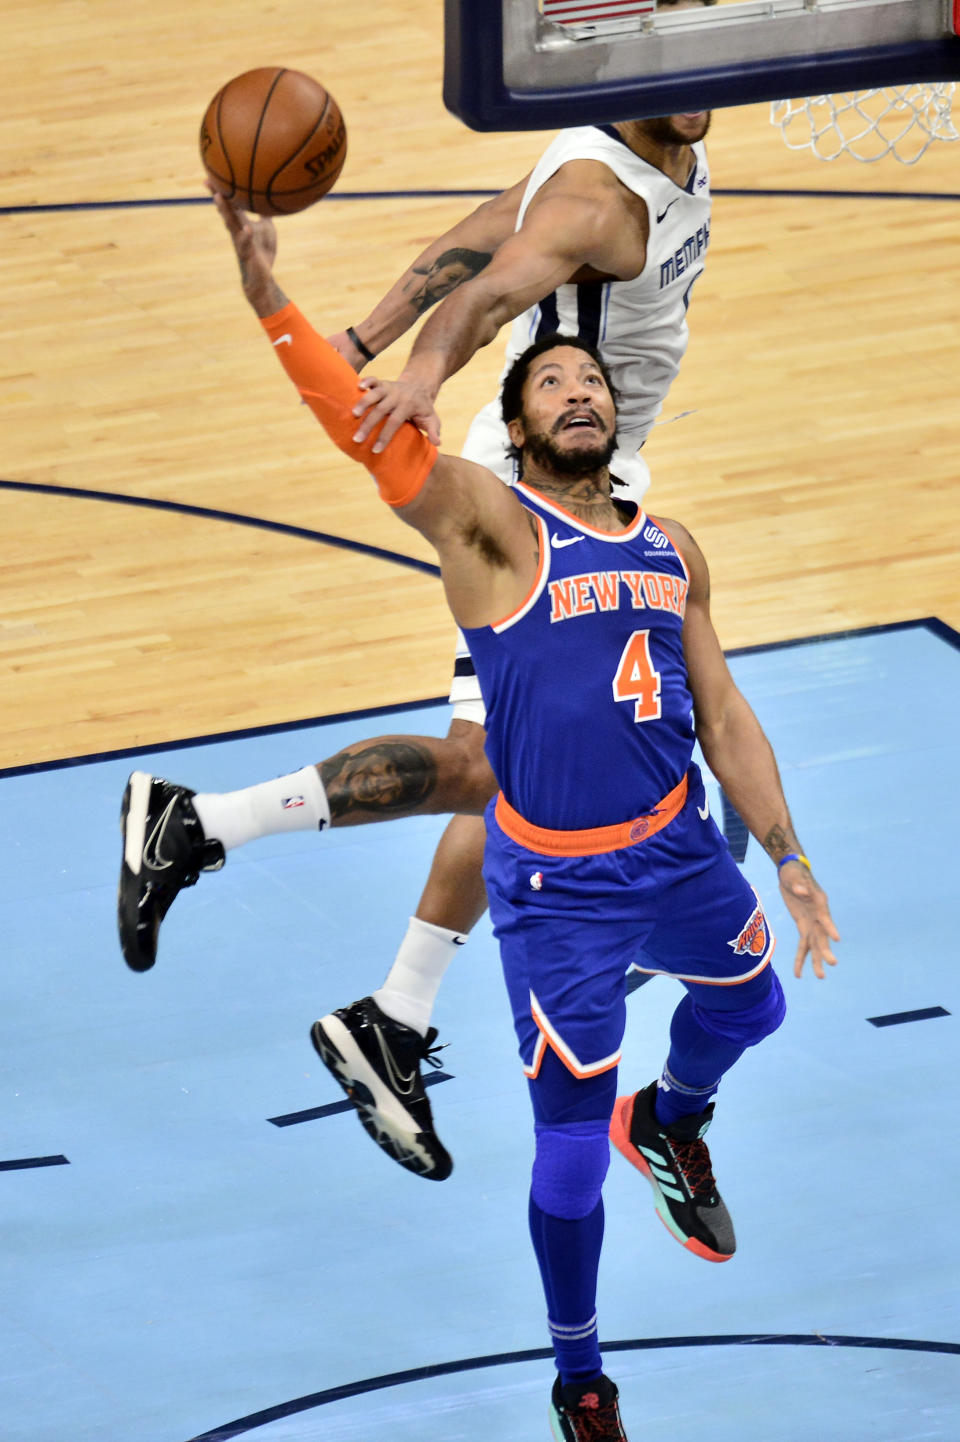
[762,823,799,864]
[243,271,289,317]
[320,741,438,821]
[402,247,492,316]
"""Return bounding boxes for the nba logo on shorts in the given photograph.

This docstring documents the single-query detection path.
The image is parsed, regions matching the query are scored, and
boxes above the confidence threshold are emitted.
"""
[282,795,305,810]
[728,903,769,957]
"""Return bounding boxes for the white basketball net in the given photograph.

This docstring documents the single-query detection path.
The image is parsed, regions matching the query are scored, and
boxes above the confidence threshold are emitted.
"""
[770,84,959,163]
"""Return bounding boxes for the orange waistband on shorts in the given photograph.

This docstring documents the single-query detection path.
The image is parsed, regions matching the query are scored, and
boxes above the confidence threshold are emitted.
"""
[494,773,689,857]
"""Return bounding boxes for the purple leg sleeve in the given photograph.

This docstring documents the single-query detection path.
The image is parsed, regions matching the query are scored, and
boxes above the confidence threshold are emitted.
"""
[659,969,786,1123]
[531,1120,611,1220]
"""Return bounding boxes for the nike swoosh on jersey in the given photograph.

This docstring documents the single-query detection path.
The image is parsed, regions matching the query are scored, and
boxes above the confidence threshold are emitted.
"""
[272,334,293,347]
[697,799,710,820]
[656,199,679,223]
[552,534,585,549]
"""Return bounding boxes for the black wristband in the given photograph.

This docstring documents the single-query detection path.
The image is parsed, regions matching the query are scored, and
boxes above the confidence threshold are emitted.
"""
[346,325,375,363]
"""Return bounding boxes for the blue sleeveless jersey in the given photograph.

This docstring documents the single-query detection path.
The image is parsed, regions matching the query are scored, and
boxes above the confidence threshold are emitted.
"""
[462,485,696,832]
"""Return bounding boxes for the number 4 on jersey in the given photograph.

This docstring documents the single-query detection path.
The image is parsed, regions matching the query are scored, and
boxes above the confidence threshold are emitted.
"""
[612,629,662,722]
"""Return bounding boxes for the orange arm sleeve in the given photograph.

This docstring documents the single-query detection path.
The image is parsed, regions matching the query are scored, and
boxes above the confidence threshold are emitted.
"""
[259,302,438,508]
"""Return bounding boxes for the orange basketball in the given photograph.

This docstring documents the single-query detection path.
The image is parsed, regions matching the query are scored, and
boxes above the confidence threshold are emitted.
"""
[199,67,347,216]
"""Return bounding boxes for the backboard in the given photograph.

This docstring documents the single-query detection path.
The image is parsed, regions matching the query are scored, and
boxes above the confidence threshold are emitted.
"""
[444,0,960,130]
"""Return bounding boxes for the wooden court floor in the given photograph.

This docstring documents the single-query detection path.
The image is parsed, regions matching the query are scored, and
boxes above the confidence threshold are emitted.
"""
[2,0,959,770]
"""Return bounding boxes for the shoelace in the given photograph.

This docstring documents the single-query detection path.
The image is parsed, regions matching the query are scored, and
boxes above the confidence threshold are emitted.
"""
[567,1397,626,1441]
[420,1035,448,1071]
[667,1135,717,1197]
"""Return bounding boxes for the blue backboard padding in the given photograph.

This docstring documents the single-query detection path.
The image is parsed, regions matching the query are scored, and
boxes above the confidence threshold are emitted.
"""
[444,0,960,130]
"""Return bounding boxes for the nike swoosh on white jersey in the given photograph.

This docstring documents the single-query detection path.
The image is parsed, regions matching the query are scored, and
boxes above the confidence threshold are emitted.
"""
[552,534,584,548]
[272,334,293,347]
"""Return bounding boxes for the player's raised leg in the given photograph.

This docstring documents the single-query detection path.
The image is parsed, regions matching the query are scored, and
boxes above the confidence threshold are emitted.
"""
[610,852,787,1261]
[116,721,495,973]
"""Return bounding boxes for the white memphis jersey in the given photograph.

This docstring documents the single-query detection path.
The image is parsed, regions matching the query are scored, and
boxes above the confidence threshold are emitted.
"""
[452,124,710,723]
[503,124,711,446]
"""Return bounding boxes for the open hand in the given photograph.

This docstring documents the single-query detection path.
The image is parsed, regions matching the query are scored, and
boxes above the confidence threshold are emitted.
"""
[351,375,442,450]
[779,862,840,979]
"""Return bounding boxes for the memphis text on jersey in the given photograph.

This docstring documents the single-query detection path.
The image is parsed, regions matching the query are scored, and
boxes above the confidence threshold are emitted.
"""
[660,220,710,289]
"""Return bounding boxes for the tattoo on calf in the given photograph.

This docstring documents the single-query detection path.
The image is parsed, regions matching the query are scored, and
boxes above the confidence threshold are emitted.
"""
[321,742,438,820]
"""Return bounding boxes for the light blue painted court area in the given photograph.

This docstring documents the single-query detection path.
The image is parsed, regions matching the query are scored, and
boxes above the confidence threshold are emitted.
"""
[3,620,958,1442]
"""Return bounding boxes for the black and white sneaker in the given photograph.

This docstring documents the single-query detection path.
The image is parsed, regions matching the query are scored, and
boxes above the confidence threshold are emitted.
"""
[549,1374,628,1442]
[118,771,225,972]
[609,1081,735,1263]
[310,996,453,1181]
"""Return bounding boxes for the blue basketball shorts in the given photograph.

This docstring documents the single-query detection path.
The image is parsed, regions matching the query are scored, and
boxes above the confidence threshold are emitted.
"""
[483,765,777,1082]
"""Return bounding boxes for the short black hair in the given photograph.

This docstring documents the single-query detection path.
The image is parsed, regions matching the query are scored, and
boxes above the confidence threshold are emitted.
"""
[430,247,487,275]
[500,332,619,431]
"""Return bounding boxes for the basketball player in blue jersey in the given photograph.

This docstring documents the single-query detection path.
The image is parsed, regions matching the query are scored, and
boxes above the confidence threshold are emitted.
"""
[117,2,725,1191]
[120,196,837,1442]
[314,91,714,1160]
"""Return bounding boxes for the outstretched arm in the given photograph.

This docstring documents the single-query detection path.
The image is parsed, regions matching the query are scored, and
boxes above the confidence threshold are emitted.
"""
[353,162,650,451]
[327,177,530,380]
[210,191,539,629]
[208,190,439,505]
[665,517,841,979]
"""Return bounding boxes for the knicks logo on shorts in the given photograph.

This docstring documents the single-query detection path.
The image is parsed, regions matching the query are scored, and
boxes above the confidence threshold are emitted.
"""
[727,904,770,957]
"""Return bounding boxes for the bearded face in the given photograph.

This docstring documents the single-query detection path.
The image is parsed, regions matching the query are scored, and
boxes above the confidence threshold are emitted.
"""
[520,411,618,477]
[508,345,619,479]
[641,111,712,146]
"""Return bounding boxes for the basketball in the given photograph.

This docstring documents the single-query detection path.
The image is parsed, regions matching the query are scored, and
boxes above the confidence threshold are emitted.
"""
[199,67,347,216]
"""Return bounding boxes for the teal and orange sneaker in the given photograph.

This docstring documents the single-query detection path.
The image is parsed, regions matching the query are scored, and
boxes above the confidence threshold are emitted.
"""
[610,1081,735,1262]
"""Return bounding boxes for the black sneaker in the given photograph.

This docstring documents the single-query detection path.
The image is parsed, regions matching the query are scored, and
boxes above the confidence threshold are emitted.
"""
[549,1374,628,1442]
[609,1081,735,1262]
[118,771,225,972]
[310,996,453,1181]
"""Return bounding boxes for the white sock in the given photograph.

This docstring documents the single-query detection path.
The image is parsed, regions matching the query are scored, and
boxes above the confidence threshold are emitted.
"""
[192,765,331,852]
[372,915,467,1037]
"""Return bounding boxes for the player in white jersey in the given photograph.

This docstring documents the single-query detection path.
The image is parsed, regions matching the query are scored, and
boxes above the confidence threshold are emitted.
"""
[464,123,710,481]
[118,13,719,1189]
